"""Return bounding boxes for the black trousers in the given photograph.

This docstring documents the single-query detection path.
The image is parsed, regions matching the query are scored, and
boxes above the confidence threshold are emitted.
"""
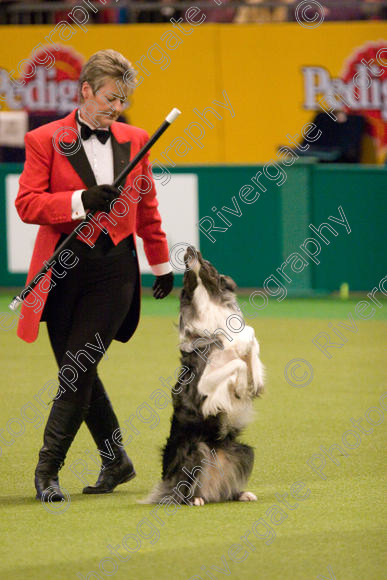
[43,233,138,408]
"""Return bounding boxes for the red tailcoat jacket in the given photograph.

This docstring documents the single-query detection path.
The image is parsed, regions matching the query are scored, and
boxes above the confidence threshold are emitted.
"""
[15,109,169,343]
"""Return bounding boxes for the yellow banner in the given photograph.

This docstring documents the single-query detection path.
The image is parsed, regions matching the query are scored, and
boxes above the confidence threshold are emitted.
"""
[0,22,385,163]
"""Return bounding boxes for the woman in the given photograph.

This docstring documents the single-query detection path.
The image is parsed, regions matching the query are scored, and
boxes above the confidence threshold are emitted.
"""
[15,49,174,501]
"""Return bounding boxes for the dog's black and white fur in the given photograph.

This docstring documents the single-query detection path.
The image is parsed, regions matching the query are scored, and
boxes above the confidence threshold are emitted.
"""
[144,247,264,506]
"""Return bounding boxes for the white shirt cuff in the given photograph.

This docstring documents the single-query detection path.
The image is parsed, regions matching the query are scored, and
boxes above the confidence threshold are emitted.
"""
[151,262,173,276]
[71,190,87,220]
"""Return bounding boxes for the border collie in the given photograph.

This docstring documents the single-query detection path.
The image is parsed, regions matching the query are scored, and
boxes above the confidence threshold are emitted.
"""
[144,247,264,506]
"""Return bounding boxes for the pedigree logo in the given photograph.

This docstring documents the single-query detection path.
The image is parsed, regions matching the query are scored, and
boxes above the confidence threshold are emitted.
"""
[302,42,387,150]
[0,45,84,113]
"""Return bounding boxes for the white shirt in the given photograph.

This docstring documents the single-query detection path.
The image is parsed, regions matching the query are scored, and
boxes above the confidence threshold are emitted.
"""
[71,112,171,276]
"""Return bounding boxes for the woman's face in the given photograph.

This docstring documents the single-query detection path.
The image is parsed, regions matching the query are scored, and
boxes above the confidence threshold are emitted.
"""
[80,77,129,128]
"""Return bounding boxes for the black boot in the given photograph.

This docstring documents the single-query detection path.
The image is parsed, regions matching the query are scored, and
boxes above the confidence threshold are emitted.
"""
[35,400,86,501]
[82,394,136,494]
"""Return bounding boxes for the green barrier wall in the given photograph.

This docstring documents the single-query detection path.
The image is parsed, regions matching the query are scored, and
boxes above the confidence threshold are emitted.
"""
[310,166,387,292]
[1,163,386,293]
[194,163,386,293]
[0,163,24,288]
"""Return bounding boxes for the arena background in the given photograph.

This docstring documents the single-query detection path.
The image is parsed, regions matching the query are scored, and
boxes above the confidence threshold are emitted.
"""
[0,9,386,580]
[0,22,386,289]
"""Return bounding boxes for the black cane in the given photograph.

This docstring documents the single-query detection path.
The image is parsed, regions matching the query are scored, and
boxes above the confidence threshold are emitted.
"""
[8,108,181,312]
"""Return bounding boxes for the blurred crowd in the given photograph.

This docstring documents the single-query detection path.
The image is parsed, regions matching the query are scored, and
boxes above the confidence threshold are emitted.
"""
[0,0,386,25]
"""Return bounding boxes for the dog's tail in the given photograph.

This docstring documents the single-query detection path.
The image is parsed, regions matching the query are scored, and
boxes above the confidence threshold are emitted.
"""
[138,481,172,504]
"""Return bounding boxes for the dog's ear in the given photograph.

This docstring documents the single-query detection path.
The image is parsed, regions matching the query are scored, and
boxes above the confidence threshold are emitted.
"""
[220,275,237,292]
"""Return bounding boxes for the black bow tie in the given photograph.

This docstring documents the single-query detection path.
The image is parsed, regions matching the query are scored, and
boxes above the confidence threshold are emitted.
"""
[79,123,111,144]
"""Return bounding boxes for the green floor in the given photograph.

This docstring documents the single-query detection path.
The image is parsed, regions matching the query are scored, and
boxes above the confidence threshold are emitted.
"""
[0,294,385,579]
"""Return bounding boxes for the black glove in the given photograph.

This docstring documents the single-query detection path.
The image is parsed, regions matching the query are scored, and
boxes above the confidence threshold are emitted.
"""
[81,184,120,212]
[153,272,174,299]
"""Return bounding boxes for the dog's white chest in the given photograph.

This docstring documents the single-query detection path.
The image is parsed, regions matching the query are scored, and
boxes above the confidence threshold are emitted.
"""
[197,325,264,424]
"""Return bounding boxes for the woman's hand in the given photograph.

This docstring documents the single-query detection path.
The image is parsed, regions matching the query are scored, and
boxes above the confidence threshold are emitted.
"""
[153,272,174,299]
[81,184,120,212]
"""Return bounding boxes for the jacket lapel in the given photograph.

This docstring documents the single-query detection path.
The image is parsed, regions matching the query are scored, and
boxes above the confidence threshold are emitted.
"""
[59,141,97,188]
[111,131,131,185]
[58,110,97,188]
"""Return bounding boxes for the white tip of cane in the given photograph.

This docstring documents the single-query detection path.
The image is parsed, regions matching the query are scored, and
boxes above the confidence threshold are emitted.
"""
[165,108,181,124]
[9,296,23,311]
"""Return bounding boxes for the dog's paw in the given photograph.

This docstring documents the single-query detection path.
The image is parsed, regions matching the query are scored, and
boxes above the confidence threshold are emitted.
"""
[191,497,205,506]
[238,491,257,502]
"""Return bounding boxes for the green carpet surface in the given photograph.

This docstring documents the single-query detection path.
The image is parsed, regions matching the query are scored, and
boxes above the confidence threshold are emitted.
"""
[1,292,387,320]
[0,295,385,579]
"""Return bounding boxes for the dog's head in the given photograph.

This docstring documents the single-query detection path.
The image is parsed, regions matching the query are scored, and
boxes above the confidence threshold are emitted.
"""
[179,247,238,346]
[181,246,237,303]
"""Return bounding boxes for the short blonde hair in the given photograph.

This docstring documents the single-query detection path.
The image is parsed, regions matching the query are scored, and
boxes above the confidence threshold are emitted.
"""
[78,49,137,101]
